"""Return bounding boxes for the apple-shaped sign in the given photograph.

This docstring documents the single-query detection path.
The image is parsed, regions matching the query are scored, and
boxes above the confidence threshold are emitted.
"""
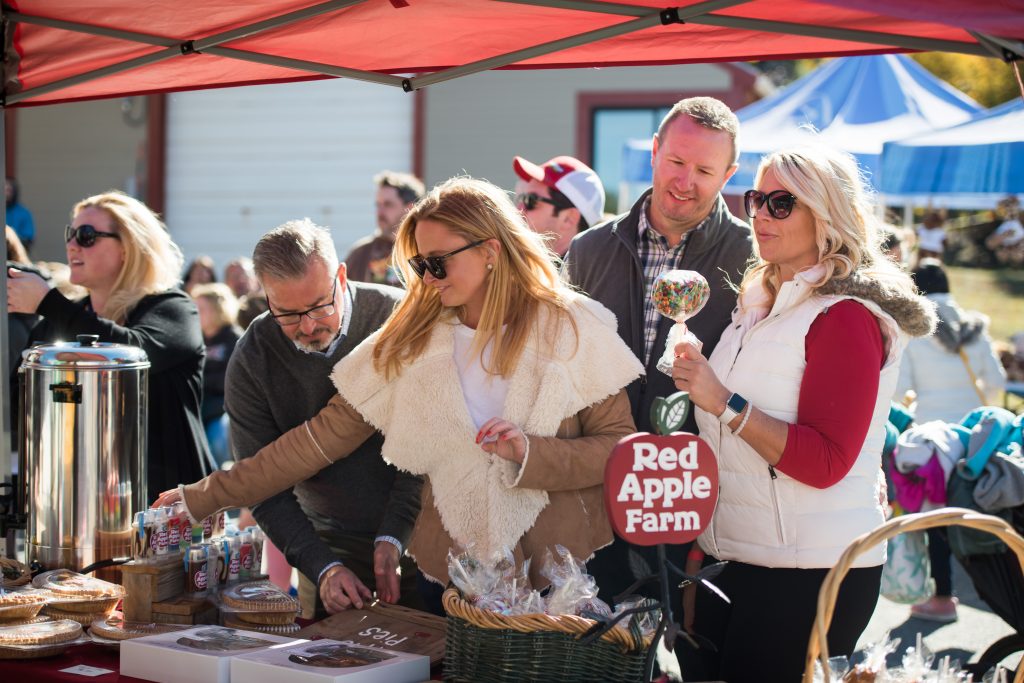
[604,392,719,546]
[605,433,718,545]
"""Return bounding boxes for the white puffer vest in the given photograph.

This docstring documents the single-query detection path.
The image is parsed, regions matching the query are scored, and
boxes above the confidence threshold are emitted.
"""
[695,271,906,568]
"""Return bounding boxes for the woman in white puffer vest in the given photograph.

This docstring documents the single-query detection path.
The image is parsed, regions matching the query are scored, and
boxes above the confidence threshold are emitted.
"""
[671,146,936,682]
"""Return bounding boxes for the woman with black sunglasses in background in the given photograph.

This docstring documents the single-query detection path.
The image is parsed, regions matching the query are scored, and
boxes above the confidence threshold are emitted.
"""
[7,190,211,496]
[154,177,642,595]
[670,147,937,682]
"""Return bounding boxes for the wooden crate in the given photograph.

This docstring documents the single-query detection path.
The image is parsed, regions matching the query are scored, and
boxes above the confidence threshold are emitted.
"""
[120,556,184,621]
[150,596,219,625]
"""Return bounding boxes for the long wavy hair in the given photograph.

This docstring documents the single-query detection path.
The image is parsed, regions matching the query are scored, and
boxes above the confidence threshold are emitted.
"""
[72,191,184,323]
[739,147,915,303]
[372,177,576,379]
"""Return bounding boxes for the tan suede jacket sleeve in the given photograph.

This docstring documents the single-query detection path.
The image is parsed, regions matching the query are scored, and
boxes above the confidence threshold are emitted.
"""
[514,389,635,492]
[183,393,375,521]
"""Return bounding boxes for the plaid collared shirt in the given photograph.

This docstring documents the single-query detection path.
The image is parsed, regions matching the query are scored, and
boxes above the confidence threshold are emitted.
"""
[637,198,709,365]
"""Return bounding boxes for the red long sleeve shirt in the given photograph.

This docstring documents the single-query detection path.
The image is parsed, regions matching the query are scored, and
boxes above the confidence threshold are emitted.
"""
[773,299,884,489]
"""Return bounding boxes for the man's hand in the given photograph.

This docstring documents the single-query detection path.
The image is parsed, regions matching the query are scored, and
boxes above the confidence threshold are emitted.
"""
[373,541,401,604]
[319,565,372,613]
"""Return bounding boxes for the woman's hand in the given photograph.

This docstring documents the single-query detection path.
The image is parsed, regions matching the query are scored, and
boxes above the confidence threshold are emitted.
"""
[672,341,730,415]
[476,418,526,464]
[152,488,182,508]
[7,268,52,314]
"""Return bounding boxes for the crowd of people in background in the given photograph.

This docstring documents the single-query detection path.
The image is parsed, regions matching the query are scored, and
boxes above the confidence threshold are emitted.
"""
[4,93,1024,683]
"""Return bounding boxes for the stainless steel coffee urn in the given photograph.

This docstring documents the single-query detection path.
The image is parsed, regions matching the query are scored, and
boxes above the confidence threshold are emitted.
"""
[19,334,149,577]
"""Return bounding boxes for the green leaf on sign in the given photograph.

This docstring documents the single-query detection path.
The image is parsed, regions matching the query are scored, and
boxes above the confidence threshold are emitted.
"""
[651,391,690,435]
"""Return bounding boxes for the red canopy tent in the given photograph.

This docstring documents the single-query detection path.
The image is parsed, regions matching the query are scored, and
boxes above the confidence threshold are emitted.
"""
[1,0,1022,465]
[3,0,1023,107]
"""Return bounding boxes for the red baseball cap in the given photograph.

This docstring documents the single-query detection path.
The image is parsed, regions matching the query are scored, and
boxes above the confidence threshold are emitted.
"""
[513,155,606,227]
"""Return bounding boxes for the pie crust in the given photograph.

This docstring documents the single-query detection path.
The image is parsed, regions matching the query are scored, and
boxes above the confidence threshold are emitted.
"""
[89,612,188,641]
[221,581,300,613]
[43,604,117,627]
[0,618,83,645]
[222,616,301,634]
[33,569,125,598]
[0,592,48,621]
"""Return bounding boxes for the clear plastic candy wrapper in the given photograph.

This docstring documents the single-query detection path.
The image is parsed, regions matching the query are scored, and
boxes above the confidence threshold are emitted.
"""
[541,545,609,618]
[447,545,543,616]
[651,269,710,376]
[813,632,986,682]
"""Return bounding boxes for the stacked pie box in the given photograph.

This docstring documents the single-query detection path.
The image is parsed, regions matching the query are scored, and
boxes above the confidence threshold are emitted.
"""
[231,638,430,683]
[120,624,306,683]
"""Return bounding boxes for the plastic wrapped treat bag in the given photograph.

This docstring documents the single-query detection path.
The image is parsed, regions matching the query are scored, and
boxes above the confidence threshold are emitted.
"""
[652,269,710,376]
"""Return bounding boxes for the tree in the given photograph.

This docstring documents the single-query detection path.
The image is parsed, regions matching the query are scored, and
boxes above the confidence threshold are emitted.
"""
[911,53,1021,107]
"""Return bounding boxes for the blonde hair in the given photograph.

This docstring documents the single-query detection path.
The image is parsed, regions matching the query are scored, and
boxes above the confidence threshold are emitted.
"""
[373,177,575,379]
[72,191,184,323]
[5,225,30,264]
[739,147,914,302]
[191,282,239,329]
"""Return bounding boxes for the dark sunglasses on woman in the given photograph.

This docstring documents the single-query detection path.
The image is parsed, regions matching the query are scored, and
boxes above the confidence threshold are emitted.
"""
[65,224,121,248]
[515,192,562,212]
[744,190,798,220]
[408,240,486,280]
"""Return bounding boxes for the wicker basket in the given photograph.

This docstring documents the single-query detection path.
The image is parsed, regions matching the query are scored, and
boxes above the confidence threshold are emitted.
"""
[803,507,1024,683]
[0,558,31,590]
[442,587,651,682]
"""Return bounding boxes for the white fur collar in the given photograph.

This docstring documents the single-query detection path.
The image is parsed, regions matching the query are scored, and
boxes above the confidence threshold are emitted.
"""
[330,294,643,557]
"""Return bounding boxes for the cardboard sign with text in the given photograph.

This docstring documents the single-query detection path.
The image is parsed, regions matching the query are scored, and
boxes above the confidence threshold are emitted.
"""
[296,601,446,665]
[604,432,719,546]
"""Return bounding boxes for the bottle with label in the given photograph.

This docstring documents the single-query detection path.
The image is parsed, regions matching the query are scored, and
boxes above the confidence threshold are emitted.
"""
[167,503,182,553]
[184,544,209,597]
[238,530,254,582]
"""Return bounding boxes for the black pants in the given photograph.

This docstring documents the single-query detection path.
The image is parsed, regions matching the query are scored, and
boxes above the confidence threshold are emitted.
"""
[927,528,953,597]
[685,559,882,683]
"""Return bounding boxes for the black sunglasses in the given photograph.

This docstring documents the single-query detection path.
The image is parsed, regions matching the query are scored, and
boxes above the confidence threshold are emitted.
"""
[744,190,798,220]
[268,279,338,327]
[408,240,486,280]
[515,192,563,212]
[65,224,121,248]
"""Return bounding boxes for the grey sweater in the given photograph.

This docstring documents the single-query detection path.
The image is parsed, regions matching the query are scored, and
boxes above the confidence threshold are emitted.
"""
[224,281,422,583]
[563,190,753,434]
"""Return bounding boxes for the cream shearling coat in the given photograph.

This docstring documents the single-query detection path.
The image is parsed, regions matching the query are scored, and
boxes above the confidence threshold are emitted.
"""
[182,294,643,586]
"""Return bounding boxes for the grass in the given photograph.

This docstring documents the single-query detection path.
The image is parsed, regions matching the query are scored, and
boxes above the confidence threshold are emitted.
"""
[946,266,1024,343]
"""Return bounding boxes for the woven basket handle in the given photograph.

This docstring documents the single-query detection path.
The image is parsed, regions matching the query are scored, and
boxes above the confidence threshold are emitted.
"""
[803,507,1024,683]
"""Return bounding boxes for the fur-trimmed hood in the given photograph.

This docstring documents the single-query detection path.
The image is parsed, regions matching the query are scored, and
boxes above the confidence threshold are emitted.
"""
[817,271,937,338]
[923,292,989,352]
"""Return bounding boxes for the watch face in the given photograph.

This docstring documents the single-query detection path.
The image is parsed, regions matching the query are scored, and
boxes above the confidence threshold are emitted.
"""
[727,393,748,413]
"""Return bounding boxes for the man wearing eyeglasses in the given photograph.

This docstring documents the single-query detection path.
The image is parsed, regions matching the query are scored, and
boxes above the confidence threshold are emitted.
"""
[512,155,605,258]
[345,171,425,287]
[224,218,423,618]
[562,97,754,624]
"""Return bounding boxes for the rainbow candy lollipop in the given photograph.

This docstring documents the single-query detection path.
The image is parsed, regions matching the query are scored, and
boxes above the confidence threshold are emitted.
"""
[652,270,710,376]
[652,270,710,322]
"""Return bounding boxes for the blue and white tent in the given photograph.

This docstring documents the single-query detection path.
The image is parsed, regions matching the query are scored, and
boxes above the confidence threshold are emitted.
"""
[879,99,1024,208]
[621,55,981,198]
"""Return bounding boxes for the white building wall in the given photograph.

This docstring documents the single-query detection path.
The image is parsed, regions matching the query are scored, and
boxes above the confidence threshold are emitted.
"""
[165,78,414,275]
[422,64,735,191]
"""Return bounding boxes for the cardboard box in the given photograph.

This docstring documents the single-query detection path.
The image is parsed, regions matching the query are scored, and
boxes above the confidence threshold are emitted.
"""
[296,601,446,665]
[119,624,305,683]
[231,638,430,683]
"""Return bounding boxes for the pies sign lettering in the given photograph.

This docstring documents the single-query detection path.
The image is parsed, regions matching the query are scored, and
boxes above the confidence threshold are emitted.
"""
[603,392,718,545]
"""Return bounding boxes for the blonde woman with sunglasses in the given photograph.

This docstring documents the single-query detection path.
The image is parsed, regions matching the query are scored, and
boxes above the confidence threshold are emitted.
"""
[7,190,211,496]
[155,177,642,591]
[670,147,937,682]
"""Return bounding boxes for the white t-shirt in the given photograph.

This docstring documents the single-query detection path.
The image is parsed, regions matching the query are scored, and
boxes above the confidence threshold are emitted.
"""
[993,218,1024,246]
[916,224,946,252]
[453,324,510,432]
